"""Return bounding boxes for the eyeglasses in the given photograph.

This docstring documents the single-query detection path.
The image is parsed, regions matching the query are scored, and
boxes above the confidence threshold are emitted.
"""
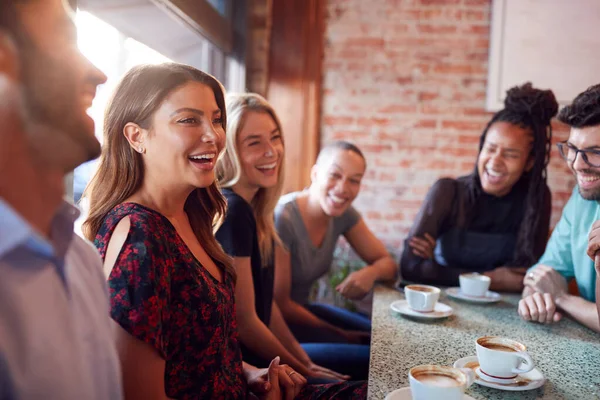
[557,142,600,168]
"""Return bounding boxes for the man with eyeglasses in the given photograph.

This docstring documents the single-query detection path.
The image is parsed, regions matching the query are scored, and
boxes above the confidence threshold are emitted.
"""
[518,84,600,332]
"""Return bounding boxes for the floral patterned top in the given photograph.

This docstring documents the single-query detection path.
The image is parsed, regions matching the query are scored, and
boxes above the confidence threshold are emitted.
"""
[95,203,246,399]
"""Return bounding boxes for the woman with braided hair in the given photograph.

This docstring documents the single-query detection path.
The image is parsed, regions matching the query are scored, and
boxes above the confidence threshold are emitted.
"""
[400,83,559,292]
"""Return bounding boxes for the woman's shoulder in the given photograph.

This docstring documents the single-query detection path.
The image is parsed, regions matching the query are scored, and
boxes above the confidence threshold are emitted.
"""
[275,191,301,219]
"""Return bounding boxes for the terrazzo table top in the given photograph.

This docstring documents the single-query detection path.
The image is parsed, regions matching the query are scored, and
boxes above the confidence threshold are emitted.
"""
[368,285,600,400]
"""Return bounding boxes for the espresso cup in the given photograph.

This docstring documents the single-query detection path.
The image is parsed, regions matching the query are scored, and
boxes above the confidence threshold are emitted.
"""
[409,365,474,400]
[459,273,491,297]
[405,285,440,312]
[476,336,534,381]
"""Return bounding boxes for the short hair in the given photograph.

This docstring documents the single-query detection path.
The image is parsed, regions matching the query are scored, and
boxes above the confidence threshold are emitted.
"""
[557,84,600,128]
[316,140,366,167]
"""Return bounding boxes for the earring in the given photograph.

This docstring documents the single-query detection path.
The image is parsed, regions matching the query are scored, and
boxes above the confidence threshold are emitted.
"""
[137,147,144,154]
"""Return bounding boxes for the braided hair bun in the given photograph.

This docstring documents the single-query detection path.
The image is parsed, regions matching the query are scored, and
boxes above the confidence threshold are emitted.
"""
[504,82,559,127]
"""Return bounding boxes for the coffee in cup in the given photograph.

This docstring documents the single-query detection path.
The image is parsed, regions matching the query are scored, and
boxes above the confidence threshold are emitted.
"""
[475,336,534,382]
[405,285,440,312]
[409,365,474,400]
[459,273,491,297]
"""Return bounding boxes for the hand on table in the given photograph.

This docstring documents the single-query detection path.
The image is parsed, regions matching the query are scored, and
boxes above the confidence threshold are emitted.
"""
[306,362,350,381]
[246,357,307,400]
[483,266,527,292]
[409,233,436,259]
[518,292,563,324]
[523,265,568,297]
[336,268,377,300]
[587,220,600,272]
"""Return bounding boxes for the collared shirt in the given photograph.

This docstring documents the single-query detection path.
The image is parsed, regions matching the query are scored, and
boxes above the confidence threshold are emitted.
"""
[0,198,122,400]
[532,187,599,302]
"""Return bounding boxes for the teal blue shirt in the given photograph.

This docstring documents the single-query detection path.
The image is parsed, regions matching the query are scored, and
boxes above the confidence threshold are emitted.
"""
[532,187,599,302]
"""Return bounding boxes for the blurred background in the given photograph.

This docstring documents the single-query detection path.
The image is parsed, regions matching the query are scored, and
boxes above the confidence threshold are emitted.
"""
[71,0,600,306]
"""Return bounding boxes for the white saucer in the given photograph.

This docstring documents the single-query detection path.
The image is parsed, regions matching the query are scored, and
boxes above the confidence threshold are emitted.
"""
[454,356,546,391]
[446,287,501,303]
[384,387,476,400]
[390,300,453,319]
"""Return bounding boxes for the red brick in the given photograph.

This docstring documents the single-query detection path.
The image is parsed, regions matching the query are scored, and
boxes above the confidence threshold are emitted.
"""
[414,119,437,128]
[417,24,458,34]
[418,91,440,101]
[323,115,354,126]
[458,134,482,144]
[420,0,460,5]
[345,37,385,48]
[357,117,391,126]
[442,120,484,130]
[378,104,419,114]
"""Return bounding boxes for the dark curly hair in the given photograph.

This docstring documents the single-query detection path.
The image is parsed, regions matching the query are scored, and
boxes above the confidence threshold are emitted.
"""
[557,84,600,128]
[467,83,558,267]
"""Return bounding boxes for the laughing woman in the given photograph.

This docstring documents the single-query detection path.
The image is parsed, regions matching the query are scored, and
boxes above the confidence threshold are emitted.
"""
[216,93,371,385]
[82,64,305,399]
[400,83,558,292]
[273,142,397,345]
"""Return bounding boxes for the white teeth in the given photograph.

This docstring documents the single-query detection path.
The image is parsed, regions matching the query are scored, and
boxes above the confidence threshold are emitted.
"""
[579,176,600,182]
[189,153,215,160]
[257,162,277,170]
[330,195,346,204]
[486,169,503,177]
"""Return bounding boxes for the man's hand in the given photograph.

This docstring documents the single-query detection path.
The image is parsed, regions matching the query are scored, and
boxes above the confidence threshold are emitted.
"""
[518,292,563,324]
[524,265,568,297]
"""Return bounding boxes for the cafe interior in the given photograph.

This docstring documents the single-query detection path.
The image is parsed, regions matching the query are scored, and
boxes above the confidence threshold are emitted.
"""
[7,0,600,399]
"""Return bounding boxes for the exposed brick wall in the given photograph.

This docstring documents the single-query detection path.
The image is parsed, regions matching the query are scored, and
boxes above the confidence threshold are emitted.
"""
[321,0,575,259]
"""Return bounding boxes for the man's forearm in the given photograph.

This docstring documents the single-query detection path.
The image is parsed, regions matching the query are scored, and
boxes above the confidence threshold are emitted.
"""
[556,294,600,332]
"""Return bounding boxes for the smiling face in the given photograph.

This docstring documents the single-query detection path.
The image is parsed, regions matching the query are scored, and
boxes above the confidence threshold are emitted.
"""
[311,148,366,217]
[15,0,107,171]
[476,121,533,197]
[141,81,225,190]
[566,125,600,200]
[236,111,284,191]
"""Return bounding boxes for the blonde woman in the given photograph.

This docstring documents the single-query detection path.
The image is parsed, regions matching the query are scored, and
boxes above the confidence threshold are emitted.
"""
[83,64,305,399]
[216,92,371,387]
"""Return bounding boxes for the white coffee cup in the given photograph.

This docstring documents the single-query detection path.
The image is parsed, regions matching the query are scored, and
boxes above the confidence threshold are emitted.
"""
[459,273,491,297]
[409,365,475,400]
[405,285,440,312]
[476,336,534,382]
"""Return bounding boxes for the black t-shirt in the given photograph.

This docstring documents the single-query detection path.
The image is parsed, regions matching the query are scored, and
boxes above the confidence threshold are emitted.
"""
[400,176,551,286]
[216,189,274,327]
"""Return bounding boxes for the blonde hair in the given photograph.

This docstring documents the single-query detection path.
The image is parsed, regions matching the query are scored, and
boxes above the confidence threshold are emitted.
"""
[217,93,285,265]
[82,63,235,280]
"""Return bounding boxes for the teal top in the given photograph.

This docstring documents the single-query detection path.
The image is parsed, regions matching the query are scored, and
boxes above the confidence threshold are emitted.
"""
[532,187,599,302]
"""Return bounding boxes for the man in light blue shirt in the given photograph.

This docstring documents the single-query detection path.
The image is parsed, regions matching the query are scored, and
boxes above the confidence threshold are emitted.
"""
[519,84,600,332]
[0,1,121,398]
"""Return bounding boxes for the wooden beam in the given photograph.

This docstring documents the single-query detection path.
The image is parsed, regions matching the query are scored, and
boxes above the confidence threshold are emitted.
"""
[152,0,233,53]
[266,0,324,193]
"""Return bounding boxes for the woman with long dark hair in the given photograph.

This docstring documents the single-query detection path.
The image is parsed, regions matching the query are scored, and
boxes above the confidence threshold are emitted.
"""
[400,83,558,292]
[82,64,304,399]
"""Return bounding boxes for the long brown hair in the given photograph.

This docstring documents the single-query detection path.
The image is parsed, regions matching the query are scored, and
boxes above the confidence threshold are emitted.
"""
[82,63,234,279]
[216,93,285,265]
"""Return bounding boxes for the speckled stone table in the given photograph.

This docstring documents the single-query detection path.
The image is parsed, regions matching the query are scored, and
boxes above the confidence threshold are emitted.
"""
[368,285,600,400]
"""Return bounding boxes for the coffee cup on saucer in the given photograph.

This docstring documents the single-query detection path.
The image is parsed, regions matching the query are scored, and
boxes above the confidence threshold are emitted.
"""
[404,285,440,312]
[459,273,491,297]
[475,336,534,383]
[409,364,474,400]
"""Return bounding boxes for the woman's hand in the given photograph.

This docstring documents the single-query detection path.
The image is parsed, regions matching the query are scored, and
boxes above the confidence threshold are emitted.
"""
[306,362,350,381]
[246,357,307,400]
[409,233,436,259]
